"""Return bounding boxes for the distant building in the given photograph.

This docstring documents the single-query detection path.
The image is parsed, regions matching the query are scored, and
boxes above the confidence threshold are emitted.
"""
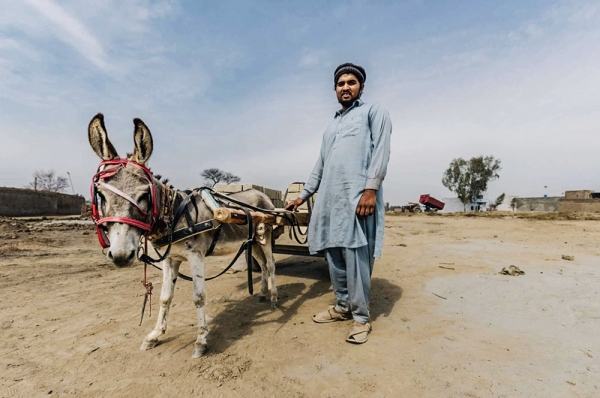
[499,190,600,213]
[441,196,489,213]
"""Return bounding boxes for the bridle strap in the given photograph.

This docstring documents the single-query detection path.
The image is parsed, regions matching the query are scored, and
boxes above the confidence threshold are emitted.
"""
[90,158,162,249]
[95,216,153,232]
[96,180,150,217]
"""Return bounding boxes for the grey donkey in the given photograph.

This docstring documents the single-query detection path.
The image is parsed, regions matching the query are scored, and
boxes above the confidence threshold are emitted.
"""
[88,114,279,358]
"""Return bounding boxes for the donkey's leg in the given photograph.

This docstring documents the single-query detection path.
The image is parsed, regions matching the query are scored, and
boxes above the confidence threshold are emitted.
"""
[251,245,269,303]
[141,258,181,351]
[189,251,209,358]
[261,228,278,309]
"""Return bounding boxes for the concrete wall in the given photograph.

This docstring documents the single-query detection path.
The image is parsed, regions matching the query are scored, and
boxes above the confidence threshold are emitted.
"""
[0,187,86,217]
[513,197,561,212]
[558,199,600,213]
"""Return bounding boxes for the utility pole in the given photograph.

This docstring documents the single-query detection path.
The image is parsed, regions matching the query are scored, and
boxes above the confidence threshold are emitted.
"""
[67,171,75,195]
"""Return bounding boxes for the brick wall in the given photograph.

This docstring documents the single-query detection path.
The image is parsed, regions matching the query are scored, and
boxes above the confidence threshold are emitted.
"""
[557,199,600,213]
[0,187,86,216]
[564,190,594,200]
[514,197,561,212]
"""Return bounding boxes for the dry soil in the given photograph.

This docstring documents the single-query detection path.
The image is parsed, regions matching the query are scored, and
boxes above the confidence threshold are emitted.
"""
[0,213,598,397]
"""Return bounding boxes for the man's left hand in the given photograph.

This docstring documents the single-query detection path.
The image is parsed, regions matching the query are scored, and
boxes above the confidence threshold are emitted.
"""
[356,189,377,217]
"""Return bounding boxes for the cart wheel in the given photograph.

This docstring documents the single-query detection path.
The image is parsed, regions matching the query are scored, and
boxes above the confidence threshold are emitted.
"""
[413,207,422,213]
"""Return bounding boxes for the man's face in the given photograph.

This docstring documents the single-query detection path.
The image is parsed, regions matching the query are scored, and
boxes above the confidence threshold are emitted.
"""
[336,73,364,107]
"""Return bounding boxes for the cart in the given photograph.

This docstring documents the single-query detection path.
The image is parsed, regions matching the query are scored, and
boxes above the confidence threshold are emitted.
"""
[214,182,319,257]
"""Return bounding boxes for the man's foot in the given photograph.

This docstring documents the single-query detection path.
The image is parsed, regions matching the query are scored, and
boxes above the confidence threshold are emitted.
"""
[312,306,353,323]
[346,321,371,344]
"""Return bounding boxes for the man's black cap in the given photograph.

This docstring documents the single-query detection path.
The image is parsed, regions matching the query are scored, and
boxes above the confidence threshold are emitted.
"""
[334,63,366,84]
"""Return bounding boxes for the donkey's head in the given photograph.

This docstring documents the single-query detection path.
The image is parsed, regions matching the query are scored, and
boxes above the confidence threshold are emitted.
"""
[88,113,156,267]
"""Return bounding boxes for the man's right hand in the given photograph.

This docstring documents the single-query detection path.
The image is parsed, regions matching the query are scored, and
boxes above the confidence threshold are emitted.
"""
[285,198,305,212]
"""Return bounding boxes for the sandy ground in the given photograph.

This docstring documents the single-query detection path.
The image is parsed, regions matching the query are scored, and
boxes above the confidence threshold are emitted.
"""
[0,213,598,397]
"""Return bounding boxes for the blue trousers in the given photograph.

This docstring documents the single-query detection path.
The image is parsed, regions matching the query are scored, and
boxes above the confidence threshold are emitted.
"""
[324,216,376,324]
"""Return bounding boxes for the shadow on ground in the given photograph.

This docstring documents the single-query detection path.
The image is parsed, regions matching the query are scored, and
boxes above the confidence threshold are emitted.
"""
[207,255,402,352]
[206,256,329,353]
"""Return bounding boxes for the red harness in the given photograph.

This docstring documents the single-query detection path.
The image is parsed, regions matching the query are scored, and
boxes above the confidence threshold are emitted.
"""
[90,159,159,248]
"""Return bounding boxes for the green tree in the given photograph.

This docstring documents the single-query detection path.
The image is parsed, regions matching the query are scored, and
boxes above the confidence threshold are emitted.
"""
[442,156,501,211]
[489,193,505,211]
[441,158,471,211]
[494,193,506,207]
[469,156,501,203]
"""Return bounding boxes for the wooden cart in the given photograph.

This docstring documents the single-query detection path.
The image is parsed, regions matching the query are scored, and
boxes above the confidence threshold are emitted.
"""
[214,182,321,257]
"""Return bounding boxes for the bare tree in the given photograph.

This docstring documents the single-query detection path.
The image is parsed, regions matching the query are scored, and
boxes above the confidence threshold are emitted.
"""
[222,172,240,184]
[26,170,70,192]
[200,168,240,187]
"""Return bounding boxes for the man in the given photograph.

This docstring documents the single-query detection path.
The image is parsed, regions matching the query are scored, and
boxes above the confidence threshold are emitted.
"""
[285,62,392,344]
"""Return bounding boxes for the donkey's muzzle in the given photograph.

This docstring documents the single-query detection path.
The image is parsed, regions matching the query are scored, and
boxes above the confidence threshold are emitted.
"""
[108,248,137,267]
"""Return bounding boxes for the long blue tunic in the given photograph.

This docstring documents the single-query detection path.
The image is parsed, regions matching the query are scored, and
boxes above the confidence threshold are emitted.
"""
[299,99,392,258]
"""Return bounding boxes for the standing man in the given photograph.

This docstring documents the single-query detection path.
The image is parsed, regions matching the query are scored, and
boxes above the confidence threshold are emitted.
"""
[285,63,392,344]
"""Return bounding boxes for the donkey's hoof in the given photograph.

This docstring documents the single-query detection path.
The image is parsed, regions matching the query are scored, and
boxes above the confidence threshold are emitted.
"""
[140,339,158,351]
[192,344,208,358]
[258,296,267,303]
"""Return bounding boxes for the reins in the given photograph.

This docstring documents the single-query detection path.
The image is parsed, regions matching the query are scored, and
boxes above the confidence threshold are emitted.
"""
[90,159,309,324]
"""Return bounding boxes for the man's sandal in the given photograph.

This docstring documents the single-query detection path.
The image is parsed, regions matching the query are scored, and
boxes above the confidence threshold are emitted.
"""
[312,306,353,323]
[346,321,372,344]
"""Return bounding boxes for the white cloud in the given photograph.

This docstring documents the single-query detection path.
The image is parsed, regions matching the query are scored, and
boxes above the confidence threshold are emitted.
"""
[22,0,108,70]
[1,0,599,207]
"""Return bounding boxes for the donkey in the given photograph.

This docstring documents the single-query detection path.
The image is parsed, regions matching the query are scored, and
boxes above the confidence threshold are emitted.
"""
[88,113,279,358]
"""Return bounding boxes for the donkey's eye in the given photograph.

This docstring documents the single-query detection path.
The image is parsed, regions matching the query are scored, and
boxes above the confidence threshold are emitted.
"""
[97,192,106,210]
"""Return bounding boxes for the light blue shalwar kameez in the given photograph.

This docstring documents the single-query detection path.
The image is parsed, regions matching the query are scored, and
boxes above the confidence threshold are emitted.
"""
[299,99,392,323]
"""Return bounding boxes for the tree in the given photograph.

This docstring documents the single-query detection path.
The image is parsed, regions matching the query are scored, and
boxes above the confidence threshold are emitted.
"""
[441,158,471,211]
[222,172,241,185]
[488,193,505,211]
[468,156,501,203]
[200,168,240,187]
[25,170,69,192]
[494,193,506,207]
[442,156,501,211]
[510,197,519,211]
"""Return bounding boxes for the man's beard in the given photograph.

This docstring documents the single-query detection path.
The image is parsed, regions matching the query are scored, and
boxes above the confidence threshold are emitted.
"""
[338,92,361,108]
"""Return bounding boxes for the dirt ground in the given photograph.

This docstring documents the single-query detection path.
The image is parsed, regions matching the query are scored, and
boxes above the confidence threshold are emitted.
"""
[0,213,598,397]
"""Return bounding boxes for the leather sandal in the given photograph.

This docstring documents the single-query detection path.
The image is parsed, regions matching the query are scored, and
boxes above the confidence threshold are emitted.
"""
[312,306,352,323]
[346,321,371,344]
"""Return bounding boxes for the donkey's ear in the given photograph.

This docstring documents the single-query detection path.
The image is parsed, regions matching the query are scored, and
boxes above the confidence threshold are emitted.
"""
[88,113,119,160]
[130,118,153,165]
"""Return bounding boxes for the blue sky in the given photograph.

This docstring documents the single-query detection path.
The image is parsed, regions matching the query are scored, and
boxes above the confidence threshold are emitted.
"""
[0,0,598,205]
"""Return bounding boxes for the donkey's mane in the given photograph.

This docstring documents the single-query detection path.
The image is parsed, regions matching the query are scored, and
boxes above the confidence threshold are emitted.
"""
[152,174,173,188]
[125,152,173,188]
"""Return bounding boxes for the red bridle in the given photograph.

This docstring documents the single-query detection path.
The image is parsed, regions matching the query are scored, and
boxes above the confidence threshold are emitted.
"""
[90,159,159,248]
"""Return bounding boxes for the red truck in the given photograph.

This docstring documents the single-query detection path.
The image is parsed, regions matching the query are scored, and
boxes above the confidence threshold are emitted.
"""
[419,194,445,211]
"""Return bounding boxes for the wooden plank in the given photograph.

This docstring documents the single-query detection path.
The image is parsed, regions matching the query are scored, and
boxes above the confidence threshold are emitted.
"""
[213,207,310,226]
[272,244,324,257]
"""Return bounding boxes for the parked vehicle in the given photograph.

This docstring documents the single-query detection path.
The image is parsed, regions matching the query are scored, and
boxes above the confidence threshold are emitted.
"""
[419,194,445,212]
[400,203,422,213]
